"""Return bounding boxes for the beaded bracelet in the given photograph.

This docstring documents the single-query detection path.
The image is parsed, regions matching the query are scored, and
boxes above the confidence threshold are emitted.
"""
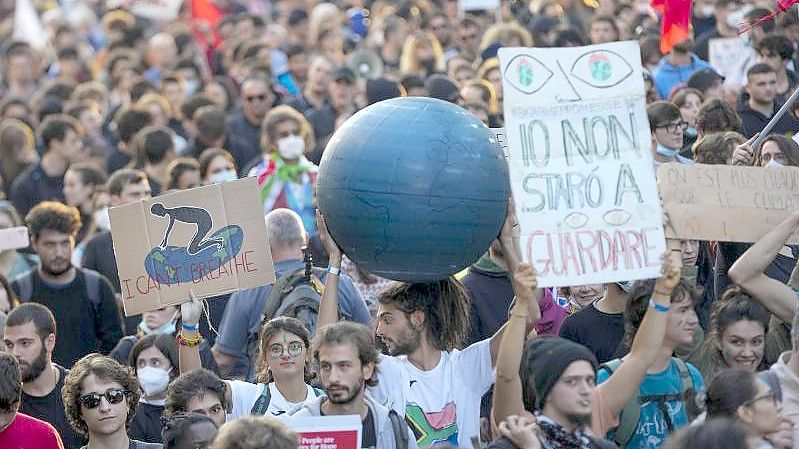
[177,332,201,347]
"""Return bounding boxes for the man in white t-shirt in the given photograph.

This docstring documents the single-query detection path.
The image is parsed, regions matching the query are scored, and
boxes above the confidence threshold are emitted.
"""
[315,210,536,448]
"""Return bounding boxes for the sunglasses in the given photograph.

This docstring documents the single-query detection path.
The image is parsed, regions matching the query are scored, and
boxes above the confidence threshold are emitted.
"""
[246,94,268,102]
[79,388,129,409]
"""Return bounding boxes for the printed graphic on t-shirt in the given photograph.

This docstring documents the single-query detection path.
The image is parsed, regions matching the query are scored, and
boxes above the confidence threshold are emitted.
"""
[406,402,458,447]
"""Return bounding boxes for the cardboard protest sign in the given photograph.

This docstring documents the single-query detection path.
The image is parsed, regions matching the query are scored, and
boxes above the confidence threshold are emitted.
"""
[283,415,361,449]
[708,37,747,79]
[458,0,500,11]
[109,177,275,316]
[129,0,184,21]
[658,163,799,244]
[0,226,29,252]
[499,42,666,287]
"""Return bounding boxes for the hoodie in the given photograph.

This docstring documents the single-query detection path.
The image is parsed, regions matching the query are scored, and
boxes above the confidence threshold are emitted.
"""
[291,393,418,449]
[653,54,711,100]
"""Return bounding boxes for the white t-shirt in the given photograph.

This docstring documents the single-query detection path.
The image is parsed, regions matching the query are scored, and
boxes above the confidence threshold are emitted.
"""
[368,338,494,448]
[226,380,318,419]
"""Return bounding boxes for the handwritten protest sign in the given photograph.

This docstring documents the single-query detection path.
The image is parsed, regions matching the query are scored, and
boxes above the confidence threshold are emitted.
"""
[658,163,799,244]
[709,37,747,79]
[129,0,184,21]
[283,416,361,449]
[499,42,665,287]
[458,0,500,11]
[0,226,28,252]
[109,177,275,316]
[490,127,509,159]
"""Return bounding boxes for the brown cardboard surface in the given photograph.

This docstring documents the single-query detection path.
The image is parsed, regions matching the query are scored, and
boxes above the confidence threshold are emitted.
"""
[109,177,275,316]
[658,163,799,244]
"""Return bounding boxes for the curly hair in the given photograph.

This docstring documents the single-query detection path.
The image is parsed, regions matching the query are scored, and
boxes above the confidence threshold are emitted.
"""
[62,354,140,437]
[164,369,229,419]
[0,352,21,413]
[212,415,297,449]
[377,278,471,351]
[25,200,82,239]
[256,316,316,384]
[162,412,217,449]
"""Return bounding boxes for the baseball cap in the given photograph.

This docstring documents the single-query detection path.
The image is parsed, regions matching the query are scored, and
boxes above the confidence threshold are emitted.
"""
[332,67,356,84]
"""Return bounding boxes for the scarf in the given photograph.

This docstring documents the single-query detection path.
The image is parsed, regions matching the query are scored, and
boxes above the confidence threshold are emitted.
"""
[536,413,597,449]
[257,152,312,203]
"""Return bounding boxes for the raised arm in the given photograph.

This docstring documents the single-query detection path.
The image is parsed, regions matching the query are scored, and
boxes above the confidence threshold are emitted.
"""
[178,292,204,374]
[492,263,540,426]
[729,211,799,322]
[316,212,342,329]
[597,248,681,415]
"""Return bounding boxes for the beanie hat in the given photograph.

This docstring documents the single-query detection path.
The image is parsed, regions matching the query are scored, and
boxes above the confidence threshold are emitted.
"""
[520,336,598,411]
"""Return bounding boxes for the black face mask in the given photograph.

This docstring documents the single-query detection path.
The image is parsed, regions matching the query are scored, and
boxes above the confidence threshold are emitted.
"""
[421,59,436,74]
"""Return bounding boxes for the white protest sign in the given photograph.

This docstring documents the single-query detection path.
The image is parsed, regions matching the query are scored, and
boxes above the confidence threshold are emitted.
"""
[0,226,29,251]
[490,127,509,159]
[129,0,184,21]
[709,37,747,79]
[499,42,665,287]
[282,415,361,449]
[458,0,500,11]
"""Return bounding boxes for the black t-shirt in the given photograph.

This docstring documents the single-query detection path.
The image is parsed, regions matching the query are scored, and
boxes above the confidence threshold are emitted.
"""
[129,402,165,444]
[361,408,376,449]
[9,163,66,218]
[12,269,124,367]
[21,364,86,449]
[559,302,624,364]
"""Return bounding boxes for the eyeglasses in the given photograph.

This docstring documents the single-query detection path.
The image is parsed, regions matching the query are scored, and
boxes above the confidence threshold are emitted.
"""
[657,121,688,134]
[245,94,268,103]
[268,341,304,359]
[79,388,129,409]
[744,391,778,407]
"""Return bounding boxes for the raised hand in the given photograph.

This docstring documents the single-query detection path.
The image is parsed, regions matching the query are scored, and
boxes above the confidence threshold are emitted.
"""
[653,250,683,296]
[498,415,541,449]
[315,210,342,264]
[730,133,759,166]
[180,290,203,327]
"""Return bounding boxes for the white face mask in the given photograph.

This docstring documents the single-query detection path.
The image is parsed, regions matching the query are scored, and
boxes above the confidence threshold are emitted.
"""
[210,170,237,184]
[93,207,111,231]
[765,158,784,169]
[276,135,306,160]
[138,366,171,396]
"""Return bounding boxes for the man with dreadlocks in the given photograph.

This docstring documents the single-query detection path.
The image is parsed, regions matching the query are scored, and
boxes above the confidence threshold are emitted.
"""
[315,208,540,449]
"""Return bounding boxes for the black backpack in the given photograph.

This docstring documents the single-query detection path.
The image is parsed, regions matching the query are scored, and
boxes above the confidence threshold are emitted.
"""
[16,269,102,309]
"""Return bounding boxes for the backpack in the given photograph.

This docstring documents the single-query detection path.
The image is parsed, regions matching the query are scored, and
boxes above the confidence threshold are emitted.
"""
[250,383,326,415]
[246,266,328,368]
[390,409,409,449]
[16,269,102,310]
[599,357,701,448]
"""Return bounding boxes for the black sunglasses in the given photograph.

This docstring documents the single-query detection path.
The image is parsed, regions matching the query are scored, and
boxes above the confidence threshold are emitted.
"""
[79,388,129,409]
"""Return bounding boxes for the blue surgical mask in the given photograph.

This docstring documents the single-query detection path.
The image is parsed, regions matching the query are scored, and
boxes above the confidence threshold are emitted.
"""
[766,159,784,169]
[656,143,680,159]
[210,170,237,184]
[139,311,178,335]
[685,126,697,138]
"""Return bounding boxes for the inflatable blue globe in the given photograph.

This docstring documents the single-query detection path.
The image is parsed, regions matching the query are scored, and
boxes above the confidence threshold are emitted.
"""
[317,97,509,282]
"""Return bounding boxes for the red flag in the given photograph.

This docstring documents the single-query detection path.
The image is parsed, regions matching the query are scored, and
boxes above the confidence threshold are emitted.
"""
[191,0,223,49]
[652,0,692,54]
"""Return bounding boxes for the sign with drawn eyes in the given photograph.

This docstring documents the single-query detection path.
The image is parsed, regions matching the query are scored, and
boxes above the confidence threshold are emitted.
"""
[109,177,276,316]
[499,42,666,287]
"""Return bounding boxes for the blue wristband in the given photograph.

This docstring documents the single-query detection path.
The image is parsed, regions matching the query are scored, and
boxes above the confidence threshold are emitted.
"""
[182,323,199,331]
[651,301,670,313]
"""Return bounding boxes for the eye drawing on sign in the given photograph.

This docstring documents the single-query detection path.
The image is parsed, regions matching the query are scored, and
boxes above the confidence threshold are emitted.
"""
[570,50,633,88]
[603,209,632,226]
[503,54,553,94]
[144,203,245,285]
